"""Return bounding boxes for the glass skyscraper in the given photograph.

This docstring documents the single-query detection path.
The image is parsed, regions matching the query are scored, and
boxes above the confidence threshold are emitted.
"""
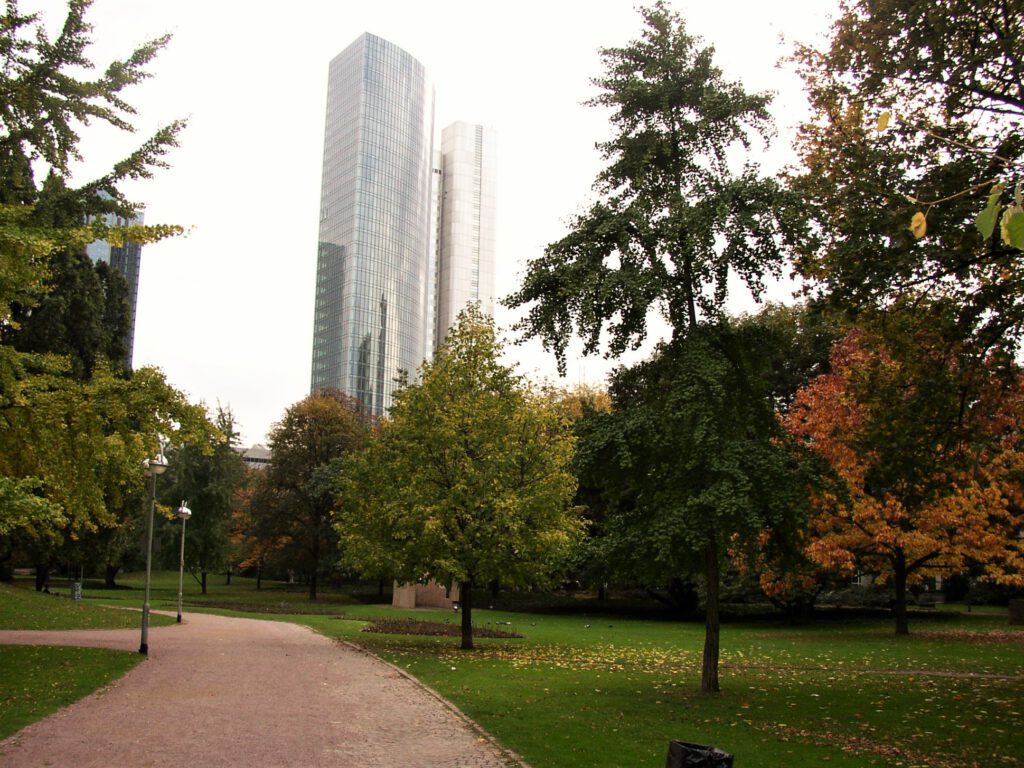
[311,35,496,416]
[435,121,497,349]
[311,33,436,416]
[86,201,143,370]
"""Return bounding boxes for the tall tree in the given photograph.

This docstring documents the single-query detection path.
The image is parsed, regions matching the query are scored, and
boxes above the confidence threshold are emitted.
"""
[506,2,787,374]
[784,317,1024,634]
[261,390,369,599]
[578,317,812,690]
[505,3,791,692]
[0,1,194,587]
[160,407,246,594]
[335,308,582,650]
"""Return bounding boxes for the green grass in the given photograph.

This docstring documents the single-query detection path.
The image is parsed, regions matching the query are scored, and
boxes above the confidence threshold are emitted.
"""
[295,605,1024,768]
[0,579,171,741]
[0,582,175,630]
[0,645,141,740]
[2,575,1021,767]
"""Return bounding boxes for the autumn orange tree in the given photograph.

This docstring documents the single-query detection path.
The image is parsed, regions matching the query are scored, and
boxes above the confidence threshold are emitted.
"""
[784,313,1024,634]
[228,474,286,590]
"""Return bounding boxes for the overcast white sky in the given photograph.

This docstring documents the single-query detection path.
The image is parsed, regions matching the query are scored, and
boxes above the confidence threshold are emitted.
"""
[31,0,838,445]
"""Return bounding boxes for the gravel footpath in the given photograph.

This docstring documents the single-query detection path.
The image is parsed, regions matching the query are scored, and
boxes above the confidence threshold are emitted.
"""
[0,612,527,767]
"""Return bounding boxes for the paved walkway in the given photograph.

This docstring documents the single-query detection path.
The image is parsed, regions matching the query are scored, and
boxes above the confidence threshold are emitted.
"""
[0,612,526,767]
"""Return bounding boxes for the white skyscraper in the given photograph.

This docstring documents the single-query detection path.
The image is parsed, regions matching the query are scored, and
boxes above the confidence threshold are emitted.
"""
[434,121,497,349]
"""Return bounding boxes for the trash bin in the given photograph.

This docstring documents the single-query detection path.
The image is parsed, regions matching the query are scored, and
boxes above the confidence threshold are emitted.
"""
[71,582,82,602]
[666,740,734,767]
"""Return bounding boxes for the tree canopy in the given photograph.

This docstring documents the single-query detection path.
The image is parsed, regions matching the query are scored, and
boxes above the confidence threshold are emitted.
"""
[335,307,582,649]
[577,316,813,689]
[789,0,1024,351]
[505,0,788,374]
[505,2,798,692]
[784,314,1024,633]
[0,1,200,584]
[160,407,247,594]
[257,390,369,599]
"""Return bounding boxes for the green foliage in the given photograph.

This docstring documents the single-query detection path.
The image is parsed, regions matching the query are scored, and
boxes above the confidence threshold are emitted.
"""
[335,308,582,647]
[159,407,246,589]
[0,0,184,203]
[256,390,370,598]
[506,1,787,373]
[0,0,202,581]
[0,476,60,537]
[790,0,1024,346]
[7,244,120,378]
[823,0,1022,121]
[0,359,214,552]
[581,318,811,584]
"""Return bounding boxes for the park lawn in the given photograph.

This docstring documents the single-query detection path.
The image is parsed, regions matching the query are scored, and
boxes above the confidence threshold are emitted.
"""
[0,645,141,740]
[0,581,169,741]
[0,582,175,630]
[2,577,1021,767]
[87,571,363,614]
[297,606,1024,768]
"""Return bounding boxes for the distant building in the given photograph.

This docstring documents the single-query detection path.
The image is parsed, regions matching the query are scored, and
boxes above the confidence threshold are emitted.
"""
[85,202,143,369]
[310,33,436,416]
[310,33,496,416]
[235,444,272,471]
[435,121,497,349]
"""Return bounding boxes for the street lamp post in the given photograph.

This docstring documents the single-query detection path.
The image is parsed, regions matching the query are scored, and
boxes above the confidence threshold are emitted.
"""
[175,501,192,624]
[139,445,168,656]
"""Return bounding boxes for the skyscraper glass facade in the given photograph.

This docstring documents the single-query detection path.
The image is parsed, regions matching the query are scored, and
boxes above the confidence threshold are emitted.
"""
[311,33,435,416]
[435,121,497,349]
[86,204,144,370]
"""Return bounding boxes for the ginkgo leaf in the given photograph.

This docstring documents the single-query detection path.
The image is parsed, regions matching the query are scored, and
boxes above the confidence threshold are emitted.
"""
[976,184,1005,241]
[1001,205,1024,250]
[876,111,891,131]
[910,211,927,239]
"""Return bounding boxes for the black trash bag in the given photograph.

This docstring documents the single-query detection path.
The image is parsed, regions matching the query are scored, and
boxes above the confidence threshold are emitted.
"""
[666,740,734,767]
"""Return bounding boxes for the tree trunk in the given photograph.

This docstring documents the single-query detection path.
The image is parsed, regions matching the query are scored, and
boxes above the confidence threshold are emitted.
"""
[460,580,474,650]
[226,567,231,586]
[104,564,120,588]
[256,564,262,591]
[34,564,49,593]
[201,571,208,595]
[310,530,320,600]
[893,551,910,636]
[701,537,721,694]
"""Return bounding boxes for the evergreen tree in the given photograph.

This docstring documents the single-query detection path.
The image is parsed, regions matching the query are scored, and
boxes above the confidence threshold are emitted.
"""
[506,2,792,692]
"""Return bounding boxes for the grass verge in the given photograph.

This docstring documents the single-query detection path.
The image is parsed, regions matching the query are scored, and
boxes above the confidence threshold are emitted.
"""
[2,576,1021,767]
[0,582,176,631]
[0,645,141,740]
[297,604,1024,768]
